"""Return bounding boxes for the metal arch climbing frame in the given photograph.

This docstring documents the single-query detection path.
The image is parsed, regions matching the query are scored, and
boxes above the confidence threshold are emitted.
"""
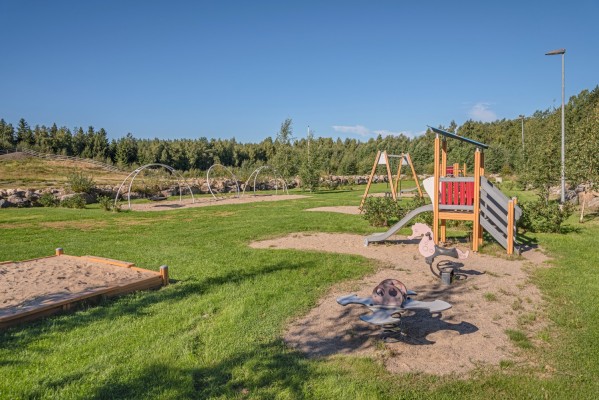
[241,165,289,197]
[114,163,195,210]
[206,164,240,200]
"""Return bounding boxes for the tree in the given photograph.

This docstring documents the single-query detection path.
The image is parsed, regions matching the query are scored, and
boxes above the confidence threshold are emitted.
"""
[16,118,34,147]
[72,127,86,156]
[92,128,109,160]
[115,133,138,165]
[0,119,15,148]
[298,129,320,191]
[272,118,298,179]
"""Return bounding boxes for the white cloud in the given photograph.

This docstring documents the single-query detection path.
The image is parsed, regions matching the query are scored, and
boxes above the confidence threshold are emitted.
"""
[332,125,425,139]
[373,129,401,137]
[401,130,427,138]
[332,125,371,137]
[468,102,497,122]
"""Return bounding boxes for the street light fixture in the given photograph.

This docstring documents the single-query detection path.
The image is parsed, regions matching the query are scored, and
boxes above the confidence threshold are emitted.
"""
[545,48,566,203]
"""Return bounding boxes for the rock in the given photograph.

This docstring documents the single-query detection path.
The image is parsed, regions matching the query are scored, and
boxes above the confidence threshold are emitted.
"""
[0,199,13,208]
[565,190,578,204]
[587,196,599,211]
[7,195,28,207]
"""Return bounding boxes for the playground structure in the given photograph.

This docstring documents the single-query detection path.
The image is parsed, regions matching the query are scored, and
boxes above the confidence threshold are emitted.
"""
[207,163,241,200]
[365,126,521,255]
[242,165,289,197]
[114,163,195,210]
[360,151,423,209]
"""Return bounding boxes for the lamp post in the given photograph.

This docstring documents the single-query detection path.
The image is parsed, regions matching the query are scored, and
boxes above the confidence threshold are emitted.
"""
[518,114,525,151]
[545,48,566,203]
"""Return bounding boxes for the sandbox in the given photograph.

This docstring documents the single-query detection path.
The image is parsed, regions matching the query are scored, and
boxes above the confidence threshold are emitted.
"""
[0,249,168,329]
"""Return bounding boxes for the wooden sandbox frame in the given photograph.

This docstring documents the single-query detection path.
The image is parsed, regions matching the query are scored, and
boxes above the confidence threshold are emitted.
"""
[0,248,169,329]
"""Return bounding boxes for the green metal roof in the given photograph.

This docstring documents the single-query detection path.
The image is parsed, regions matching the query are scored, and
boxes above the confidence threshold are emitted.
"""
[428,126,489,149]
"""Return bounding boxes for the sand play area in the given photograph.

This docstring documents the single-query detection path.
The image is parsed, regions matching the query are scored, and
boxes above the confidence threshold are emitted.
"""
[251,231,549,376]
[0,254,163,325]
[127,194,309,211]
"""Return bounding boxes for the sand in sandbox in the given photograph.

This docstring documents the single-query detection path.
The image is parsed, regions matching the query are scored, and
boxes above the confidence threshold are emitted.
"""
[250,232,550,376]
[127,194,309,211]
[0,255,159,318]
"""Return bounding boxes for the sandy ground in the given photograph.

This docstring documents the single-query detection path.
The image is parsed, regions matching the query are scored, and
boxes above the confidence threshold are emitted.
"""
[127,194,309,211]
[0,255,158,318]
[250,231,550,376]
[306,206,362,215]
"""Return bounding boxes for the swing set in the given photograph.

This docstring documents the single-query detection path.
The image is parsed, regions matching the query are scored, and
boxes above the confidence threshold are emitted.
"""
[359,150,423,209]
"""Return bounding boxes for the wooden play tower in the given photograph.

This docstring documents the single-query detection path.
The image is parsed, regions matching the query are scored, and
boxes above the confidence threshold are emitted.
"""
[430,127,520,255]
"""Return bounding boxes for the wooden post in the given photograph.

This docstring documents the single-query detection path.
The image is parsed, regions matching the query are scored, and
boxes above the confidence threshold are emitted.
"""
[393,154,402,195]
[478,151,485,245]
[507,199,515,255]
[406,153,423,198]
[55,248,64,256]
[440,139,447,242]
[360,150,381,209]
[160,265,169,286]
[433,135,440,244]
[472,149,481,252]
[463,163,467,177]
[453,163,459,177]
[384,152,397,201]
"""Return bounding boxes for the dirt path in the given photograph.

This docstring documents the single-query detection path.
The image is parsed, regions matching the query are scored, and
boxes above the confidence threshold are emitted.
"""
[250,232,550,376]
[127,194,309,211]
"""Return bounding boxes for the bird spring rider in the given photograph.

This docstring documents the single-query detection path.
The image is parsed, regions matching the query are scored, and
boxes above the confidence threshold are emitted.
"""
[408,223,469,284]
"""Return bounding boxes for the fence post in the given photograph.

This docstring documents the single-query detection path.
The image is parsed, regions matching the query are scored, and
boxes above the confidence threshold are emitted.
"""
[507,199,515,255]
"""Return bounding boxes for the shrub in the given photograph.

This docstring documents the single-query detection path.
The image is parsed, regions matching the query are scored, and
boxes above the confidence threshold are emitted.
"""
[98,195,121,212]
[519,192,573,233]
[60,194,86,209]
[38,192,59,207]
[362,196,405,227]
[405,195,434,225]
[66,171,95,194]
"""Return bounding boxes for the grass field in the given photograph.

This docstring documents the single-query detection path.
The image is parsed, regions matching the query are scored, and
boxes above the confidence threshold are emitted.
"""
[1,183,598,399]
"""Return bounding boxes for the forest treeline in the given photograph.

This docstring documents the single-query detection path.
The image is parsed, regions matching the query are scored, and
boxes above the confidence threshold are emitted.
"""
[1,86,597,188]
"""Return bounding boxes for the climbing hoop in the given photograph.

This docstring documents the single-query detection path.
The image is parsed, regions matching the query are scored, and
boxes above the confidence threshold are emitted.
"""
[206,164,240,200]
[242,165,289,197]
[114,163,195,210]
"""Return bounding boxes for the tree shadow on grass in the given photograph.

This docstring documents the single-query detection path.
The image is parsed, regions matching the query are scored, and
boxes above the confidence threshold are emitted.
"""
[0,260,317,349]
[23,341,324,399]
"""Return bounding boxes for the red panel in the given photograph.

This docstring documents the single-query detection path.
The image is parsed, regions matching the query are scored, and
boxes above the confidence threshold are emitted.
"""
[441,181,447,204]
[466,182,474,205]
[453,182,459,205]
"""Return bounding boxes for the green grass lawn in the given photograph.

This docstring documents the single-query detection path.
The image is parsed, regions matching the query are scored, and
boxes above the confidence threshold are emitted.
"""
[0,187,598,399]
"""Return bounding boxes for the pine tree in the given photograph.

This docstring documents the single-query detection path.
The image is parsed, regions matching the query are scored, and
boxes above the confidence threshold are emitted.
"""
[16,118,34,147]
[0,119,15,148]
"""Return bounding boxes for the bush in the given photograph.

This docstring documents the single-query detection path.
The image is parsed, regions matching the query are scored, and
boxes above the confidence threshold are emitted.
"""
[38,192,59,207]
[60,194,86,209]
[98,195,121,212]
[362,196,405,227]
[66,171,95,194]
[519,194,573,233]
[404,195,434,226]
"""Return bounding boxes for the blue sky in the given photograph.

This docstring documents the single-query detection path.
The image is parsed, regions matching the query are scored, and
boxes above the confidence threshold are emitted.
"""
[1,1,597,142]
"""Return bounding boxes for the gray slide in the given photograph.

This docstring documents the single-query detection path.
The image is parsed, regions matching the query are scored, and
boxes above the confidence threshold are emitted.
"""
[364,204,434,246]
